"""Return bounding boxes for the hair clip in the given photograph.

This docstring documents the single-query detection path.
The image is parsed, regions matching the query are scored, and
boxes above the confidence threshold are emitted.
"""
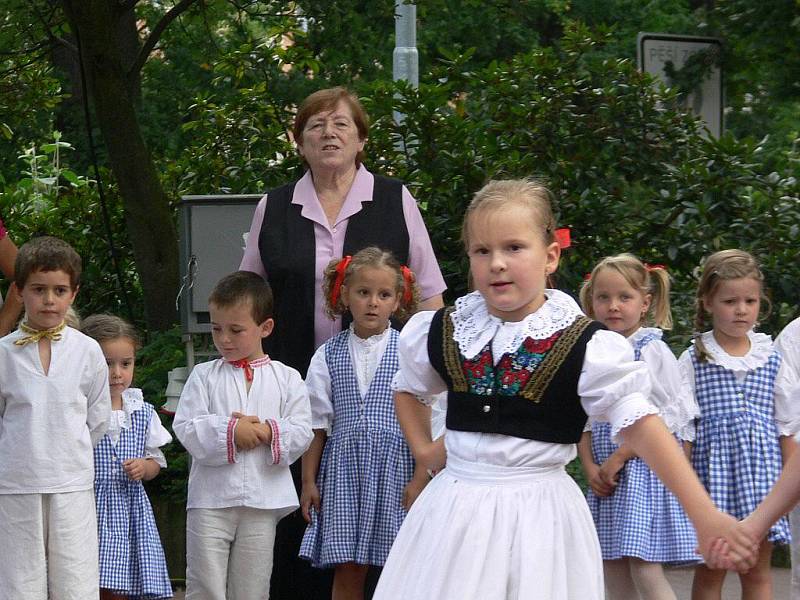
[555,228,571,249]
[330,255,352,307]
[644,263,667,272]
[400,265,414,305]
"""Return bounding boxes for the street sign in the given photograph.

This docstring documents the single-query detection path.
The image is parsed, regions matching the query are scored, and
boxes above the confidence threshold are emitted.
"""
[637,32,723,137]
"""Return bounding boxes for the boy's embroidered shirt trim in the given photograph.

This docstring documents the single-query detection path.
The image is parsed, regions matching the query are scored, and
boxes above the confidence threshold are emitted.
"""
[268,418,281,464]
[226,418,237,463]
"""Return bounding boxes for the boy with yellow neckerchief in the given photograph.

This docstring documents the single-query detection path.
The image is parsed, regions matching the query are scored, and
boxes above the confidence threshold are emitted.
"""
[0,236,110,599]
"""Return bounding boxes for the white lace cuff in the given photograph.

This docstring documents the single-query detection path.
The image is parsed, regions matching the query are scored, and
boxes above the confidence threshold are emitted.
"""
[608,393,660,443]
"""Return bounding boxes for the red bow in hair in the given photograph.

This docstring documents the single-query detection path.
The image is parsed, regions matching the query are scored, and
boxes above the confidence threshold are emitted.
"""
[554,228,571,249]
[330,255,352,308]
[644,263,667,272]
[400,266,414,305]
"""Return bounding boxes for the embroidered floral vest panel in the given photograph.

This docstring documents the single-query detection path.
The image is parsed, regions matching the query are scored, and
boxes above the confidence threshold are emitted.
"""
[428,307,603,444]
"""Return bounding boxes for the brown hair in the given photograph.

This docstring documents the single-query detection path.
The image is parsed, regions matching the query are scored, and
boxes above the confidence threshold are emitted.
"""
[14,236,81,289]
[461,178,557,251]
[322,246,420,322]
[209,271,274,324]
[82,313,141,349]
[293,87,370,167]
[580,253,673,330]
[692,249,768,362]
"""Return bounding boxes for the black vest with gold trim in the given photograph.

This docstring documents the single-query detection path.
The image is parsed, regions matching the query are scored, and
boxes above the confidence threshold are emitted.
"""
[427,307,604,444]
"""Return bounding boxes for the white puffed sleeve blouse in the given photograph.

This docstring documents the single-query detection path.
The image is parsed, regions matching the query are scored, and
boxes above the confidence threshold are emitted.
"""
[391,290,657,468]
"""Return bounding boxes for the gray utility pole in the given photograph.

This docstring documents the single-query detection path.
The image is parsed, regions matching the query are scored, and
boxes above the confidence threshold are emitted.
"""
[393,1,418,126]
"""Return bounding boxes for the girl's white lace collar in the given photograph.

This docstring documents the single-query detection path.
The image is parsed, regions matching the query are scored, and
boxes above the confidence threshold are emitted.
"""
[698,330,773,373]
[109,387,145,431]
[628,327,663,344]
[348,323,391,348]
[450,289,583,359]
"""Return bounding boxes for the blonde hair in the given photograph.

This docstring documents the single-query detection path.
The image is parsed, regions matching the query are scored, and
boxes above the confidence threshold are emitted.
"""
[461,178,557,250]
[580,253,673,329]
[322,246,420,321]
[693,249,768,362]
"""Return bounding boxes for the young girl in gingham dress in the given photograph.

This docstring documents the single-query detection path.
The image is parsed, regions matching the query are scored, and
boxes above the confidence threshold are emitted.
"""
[299,247,429,598]
[83,314,173,600]
[578,254,699,600]
[679,249,797,599]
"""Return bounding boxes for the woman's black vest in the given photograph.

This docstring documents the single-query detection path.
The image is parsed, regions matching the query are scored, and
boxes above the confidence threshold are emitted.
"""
[258,174,409,375]
[427,307,604,443]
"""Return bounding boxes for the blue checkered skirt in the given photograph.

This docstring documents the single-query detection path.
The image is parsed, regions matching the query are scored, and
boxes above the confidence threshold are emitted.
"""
[690,350,791,545]
[586,422,699,563]
[299,328,415,568]
[299,427,414,567]
[95,404,172,598]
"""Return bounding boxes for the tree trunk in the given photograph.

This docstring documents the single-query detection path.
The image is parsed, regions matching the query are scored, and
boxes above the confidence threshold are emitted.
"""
[61,0,178,331]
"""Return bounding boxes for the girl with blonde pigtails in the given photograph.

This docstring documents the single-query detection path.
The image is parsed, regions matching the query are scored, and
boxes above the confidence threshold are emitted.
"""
[577,254,699,600]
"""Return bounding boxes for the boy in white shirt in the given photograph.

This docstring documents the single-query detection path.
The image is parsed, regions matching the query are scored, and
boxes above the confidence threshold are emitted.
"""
[0,236,111,599]
[174,271,313,600]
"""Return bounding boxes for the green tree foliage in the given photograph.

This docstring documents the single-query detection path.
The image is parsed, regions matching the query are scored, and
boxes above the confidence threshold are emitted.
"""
[171,22,800,343]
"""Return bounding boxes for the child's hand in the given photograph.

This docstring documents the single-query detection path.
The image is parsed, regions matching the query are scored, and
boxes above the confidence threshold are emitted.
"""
[598,455,625,487]
[122,458,148,481]
[584,462,615,497]
[417,438,446,473]
[300,482,321,523]
[696,511,759,572]
[403,465,431,511]
[233,415,272,450]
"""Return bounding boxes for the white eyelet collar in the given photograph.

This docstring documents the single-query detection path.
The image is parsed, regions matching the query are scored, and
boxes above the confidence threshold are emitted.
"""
[697,330,774,374]
[628,327,663,344]
[109,387,145,431]
[348,323,392,348]
[450,289,583,359]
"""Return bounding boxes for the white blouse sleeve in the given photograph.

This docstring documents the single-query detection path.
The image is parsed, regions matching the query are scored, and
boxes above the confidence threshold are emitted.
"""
[264,364,313,466]
[173,366,236,466]
[390,310,448,403]
[578,329,657,441]
[305,344,333,430]
[774,360,800,436]
[144,407,173,468]
[640,340,699,441]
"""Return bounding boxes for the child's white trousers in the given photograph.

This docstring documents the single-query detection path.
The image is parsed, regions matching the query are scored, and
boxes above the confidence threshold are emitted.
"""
[0,490,99,600]
[186,506,281,600]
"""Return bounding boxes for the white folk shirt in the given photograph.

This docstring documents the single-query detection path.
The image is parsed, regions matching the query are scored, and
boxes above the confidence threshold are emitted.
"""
[173,357,313,515]
[0,326,111,493]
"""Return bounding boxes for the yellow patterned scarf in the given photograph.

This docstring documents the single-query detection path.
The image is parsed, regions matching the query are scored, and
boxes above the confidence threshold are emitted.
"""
[14,321,67,346]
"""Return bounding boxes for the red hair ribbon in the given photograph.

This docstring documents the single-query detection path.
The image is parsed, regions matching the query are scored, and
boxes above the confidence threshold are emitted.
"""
[554,228,571,249]
[330,255,352,308]
[400,266,414,305]
[583,272,592,281]
[644,263,667,272]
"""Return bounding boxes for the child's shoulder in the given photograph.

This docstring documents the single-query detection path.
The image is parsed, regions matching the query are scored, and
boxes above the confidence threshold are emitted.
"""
[264,357,303,382]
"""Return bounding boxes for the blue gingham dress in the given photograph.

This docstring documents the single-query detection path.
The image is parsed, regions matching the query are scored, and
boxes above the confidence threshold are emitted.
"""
[586,333,698,563]
[299,328,415,567]
[690,346,791,544]
[94,403,173,598]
